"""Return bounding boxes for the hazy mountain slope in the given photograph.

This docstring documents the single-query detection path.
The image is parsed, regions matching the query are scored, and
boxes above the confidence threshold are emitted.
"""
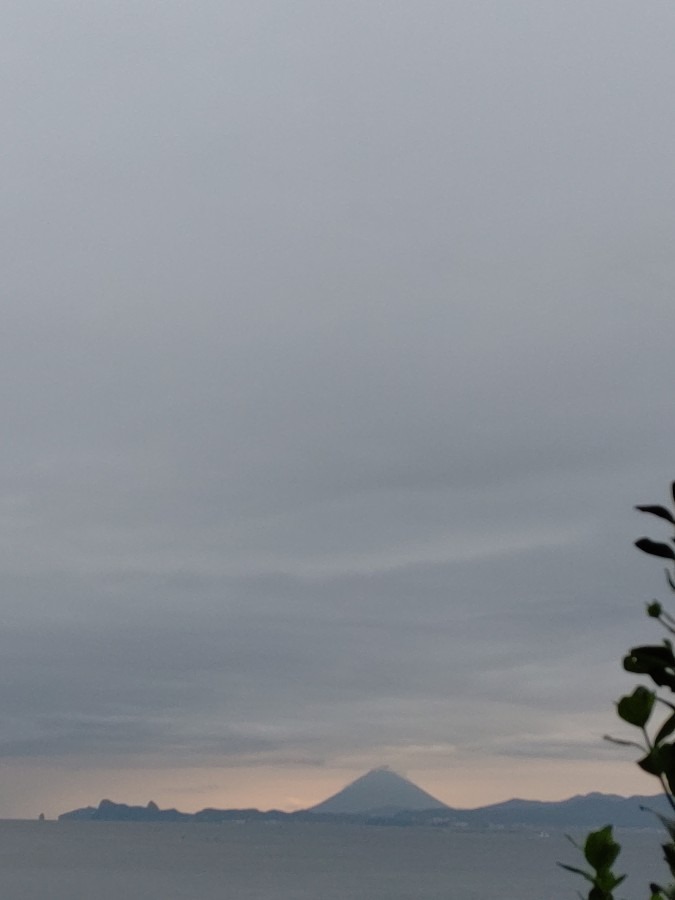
[308,767,448,815]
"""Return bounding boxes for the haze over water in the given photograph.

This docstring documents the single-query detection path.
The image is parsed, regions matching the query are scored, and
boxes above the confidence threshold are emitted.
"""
[0,821,667,900]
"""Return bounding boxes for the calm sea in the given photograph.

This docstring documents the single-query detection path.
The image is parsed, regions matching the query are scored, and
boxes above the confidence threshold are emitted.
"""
[0,820,666,899]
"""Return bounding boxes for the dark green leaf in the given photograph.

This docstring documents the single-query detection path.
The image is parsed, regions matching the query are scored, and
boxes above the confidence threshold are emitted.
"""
[636,538,675,560]
[649,601,664,618]
[656,714,675,745]
[626,645,675,668]
[595,871,625,890]
[636,505,675,525]
[624,645,675,689]
[588,889,607,900]
[558,863,594,883]
[639,747,665,776]
[584,825,621,870]
[617,686,655,727]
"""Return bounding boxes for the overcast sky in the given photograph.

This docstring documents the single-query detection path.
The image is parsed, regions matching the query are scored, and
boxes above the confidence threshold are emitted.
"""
[2,0,675,818]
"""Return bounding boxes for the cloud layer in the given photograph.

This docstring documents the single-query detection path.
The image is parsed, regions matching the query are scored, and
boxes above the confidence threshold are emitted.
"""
[1,0,675,814]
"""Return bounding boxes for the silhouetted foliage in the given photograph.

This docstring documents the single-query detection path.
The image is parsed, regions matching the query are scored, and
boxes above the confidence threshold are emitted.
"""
[562,483,675,898]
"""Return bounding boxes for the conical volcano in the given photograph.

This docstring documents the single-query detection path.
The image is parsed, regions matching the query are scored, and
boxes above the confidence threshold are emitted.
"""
[307,767,448,816]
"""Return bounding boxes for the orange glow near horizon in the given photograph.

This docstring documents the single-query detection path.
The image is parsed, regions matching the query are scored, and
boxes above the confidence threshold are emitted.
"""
[0,756,658,821]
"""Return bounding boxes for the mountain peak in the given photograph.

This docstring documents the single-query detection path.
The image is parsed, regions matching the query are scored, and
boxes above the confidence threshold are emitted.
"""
[307,767,448,816]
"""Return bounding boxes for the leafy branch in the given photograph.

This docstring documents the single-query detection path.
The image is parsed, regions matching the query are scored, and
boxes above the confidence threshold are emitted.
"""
[562,483,675,899]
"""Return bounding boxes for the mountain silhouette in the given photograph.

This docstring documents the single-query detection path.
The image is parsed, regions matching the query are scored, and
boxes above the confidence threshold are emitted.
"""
[307,766,448,815]
[59,783,669,828]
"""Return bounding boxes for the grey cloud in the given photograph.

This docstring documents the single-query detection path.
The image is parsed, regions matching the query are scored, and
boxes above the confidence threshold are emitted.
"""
[485,737,631,763]
[0,0,674,809]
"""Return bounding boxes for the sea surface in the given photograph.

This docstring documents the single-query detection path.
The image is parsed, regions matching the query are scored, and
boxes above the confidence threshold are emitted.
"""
[0,820,667,899]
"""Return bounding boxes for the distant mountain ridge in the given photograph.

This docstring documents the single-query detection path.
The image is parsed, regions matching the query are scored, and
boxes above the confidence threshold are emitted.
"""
[58,767,671,829]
